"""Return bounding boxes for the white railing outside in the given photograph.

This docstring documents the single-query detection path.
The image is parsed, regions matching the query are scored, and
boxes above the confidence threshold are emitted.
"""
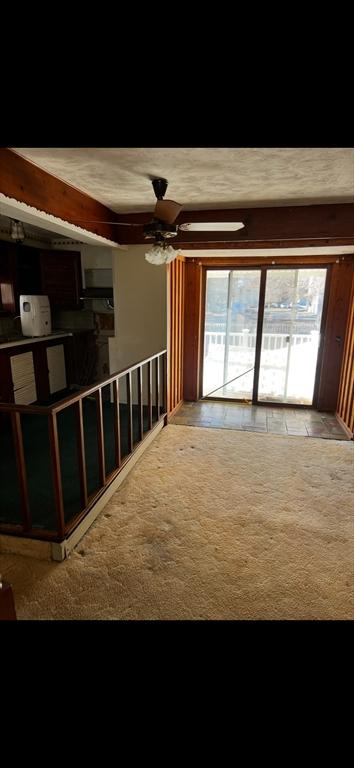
[204,329,316,353]
[203,330,320,403]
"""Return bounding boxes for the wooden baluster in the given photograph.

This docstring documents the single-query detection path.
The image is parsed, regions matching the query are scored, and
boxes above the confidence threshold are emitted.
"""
[75,399,88,509]
[48,412,65,539]
[10,412,31,532]
[95,389,105,486]
[162,353,167,413]
[137,365,144,441]
[147,361,153,430]
[126,371,133,453]
[113,379,121,468]
[155,356,160,421]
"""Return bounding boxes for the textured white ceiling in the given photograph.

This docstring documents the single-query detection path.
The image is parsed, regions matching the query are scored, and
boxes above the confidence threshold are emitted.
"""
[12,148,354,214]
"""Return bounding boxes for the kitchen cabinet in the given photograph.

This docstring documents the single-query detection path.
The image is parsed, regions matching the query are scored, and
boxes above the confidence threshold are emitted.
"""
[0,241,17,313]
[0,335,71,404]
[0,331,96,405]
[40,250,83,308]
[0,242,82,313]
[0,242,42,313]
[46,344,67,394]
[17,247,41,296]
[10,350,37,405]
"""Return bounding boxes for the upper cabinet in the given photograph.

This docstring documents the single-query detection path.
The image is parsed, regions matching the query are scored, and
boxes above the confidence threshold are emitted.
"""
[0,243,82,313]
[18,247,41,296]
[40,250,83,309]
[0,241,17,312]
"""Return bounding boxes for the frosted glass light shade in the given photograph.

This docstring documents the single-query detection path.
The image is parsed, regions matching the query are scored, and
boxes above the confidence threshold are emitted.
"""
[145,245,182,265]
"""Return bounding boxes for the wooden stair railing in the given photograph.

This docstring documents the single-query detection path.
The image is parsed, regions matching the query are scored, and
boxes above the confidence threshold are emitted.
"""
[0,350,167,543]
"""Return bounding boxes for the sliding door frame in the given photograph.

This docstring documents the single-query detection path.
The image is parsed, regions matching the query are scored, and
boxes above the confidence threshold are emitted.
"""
[200,264,263,404]
[200,263,331,409]
[253,264,331,407]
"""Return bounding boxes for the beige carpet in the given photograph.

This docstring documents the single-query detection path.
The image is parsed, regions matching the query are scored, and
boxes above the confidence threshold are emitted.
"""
[1,425,353,620]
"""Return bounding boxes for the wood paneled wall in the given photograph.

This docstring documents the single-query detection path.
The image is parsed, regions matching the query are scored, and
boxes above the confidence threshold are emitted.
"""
[167,256,186,415]
[317,260,354,412]
[336,271,354,436]
[183,261,203,402]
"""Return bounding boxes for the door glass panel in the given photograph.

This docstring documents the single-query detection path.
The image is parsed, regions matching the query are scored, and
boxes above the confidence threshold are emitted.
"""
[203,270,261,399]
[258,268,327,405]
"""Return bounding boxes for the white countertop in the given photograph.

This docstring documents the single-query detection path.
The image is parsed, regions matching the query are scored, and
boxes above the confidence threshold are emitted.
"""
[0,332,72,350]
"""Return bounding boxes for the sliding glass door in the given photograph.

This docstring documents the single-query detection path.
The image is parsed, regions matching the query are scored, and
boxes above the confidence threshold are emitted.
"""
[202,266,328,406]
[203,270,261,399]
[257,268,327,405]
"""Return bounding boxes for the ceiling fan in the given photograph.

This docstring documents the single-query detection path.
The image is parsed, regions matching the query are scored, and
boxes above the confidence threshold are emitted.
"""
[69,178,245,242]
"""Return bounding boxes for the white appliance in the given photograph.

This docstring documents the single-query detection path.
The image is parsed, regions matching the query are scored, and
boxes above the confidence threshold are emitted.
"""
[20,295,52,337]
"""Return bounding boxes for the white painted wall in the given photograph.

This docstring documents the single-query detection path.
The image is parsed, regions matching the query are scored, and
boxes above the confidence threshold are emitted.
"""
[109,245,167,374]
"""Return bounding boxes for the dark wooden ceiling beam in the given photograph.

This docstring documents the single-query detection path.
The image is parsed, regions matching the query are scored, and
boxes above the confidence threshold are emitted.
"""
[0,149,121,243]
[115,203,354,246]
[172,237,354,250]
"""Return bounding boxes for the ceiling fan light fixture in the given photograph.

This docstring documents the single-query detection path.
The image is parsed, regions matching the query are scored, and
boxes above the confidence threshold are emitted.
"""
[179,221,245,232]
[145,243,182,265]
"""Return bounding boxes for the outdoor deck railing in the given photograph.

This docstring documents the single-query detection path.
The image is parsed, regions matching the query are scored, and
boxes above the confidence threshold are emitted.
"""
[204,330,317,354]
[0,350,167,542]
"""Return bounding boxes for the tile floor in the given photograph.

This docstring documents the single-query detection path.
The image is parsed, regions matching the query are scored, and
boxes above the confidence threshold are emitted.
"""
[170,400,350,440]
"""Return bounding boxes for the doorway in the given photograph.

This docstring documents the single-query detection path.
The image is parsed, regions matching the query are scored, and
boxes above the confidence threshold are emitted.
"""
[202,267,328,406]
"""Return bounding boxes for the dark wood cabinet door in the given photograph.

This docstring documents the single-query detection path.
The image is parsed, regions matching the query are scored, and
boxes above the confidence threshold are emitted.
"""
[0,241,17,313]
[40,250,83,308]
[0,351,14,401]
[17,247,41,296]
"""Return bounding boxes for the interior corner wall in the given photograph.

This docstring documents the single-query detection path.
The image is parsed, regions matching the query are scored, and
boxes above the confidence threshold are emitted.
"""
[108,245,167,377]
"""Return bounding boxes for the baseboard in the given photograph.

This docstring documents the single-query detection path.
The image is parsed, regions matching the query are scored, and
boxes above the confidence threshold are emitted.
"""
[167,399,184,421]
[335,412,354,440]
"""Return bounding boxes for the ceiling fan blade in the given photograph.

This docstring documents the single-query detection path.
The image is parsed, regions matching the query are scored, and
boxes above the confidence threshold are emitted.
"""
[154,199,183,225]
[179,222,245,232]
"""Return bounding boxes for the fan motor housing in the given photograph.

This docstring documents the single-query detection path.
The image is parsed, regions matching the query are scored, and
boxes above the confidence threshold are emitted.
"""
[143,220,178,239]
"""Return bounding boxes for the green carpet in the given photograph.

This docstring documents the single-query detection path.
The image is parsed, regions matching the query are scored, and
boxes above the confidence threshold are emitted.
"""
[0,400,160,532]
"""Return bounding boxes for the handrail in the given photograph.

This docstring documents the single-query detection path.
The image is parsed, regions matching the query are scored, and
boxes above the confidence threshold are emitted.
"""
[0,349,167,414]
[0,403,50,414]
[52,349,167,414]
